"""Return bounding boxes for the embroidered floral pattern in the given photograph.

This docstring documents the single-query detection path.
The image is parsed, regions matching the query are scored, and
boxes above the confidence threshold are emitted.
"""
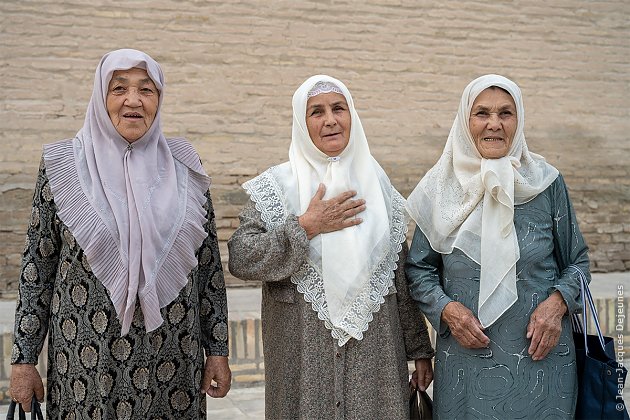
[132,367,150,390]
[80,345,98,368]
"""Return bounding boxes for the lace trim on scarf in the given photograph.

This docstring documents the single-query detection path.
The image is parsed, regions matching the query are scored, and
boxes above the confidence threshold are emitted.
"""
[243,166,408,346]
[242,166,290,229]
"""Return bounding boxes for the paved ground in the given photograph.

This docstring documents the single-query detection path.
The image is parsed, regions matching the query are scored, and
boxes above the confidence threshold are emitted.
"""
[0,271,627,417]
[0,386,267,419]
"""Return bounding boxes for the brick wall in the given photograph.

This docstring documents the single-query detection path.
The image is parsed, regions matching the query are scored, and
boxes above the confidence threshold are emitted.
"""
[1,0,629,292]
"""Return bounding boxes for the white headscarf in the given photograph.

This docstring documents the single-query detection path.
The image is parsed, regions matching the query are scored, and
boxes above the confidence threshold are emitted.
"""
[43,49,210,334]
[406,74,558,327]
[243,75,407,345]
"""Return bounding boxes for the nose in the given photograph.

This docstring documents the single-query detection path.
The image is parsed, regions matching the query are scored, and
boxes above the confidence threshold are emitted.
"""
[124,89,142,107]
[487,113,501,130]
[323,108,337,127]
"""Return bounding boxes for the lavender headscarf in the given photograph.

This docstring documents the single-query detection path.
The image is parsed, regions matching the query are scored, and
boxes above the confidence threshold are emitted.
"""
[44,49,210,334]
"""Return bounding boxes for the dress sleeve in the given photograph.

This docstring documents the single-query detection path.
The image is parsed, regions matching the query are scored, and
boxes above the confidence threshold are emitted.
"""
[550,174,591,315]
[197,191,229,357]
[405,226,453,336]
[12,159,59,364]
[396,241,435,360]
[227,199,310,283]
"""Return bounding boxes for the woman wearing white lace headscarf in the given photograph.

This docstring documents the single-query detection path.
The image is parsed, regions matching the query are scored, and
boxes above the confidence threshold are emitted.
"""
[228,75,434,419]
[9,49,231,418]
[405,74,590,419]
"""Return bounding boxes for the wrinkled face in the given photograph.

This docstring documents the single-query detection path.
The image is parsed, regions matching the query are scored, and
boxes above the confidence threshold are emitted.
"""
[305,92,351,157]
[106,67,159,142]
[469,87,517,159]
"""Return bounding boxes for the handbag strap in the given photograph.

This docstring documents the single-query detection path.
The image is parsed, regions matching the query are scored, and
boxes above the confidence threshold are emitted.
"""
[570,264,606,353]
[6,400,44,420]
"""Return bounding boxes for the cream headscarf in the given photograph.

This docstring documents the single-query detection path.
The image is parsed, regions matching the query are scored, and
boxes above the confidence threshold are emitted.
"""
[406,74,558,327]
[243,75,407,345]
[43,49,210,335]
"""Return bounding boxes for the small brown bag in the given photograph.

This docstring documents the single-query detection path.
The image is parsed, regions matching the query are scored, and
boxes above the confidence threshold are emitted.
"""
[409,384,433,420]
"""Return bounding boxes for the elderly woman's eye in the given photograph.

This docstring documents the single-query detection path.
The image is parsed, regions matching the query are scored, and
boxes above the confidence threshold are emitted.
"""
[112,86,126,92]
[474,111,489,117]
[500,111,514,117]
[141,88,155,94]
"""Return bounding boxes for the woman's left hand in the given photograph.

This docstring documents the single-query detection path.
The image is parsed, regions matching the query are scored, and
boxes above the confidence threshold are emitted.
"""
[526,291,567,361]
[201,355,232,398]
[410,358,433,392]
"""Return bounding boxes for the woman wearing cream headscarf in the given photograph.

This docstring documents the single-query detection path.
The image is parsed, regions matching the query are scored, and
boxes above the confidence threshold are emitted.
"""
[405,74,590,418]
[228,75,434,419]
[9,49,231,418]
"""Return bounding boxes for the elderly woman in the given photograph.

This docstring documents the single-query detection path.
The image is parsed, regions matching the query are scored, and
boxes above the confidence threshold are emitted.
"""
[9,49,231,418]
[405,74,590,419]
[228,75,435,419]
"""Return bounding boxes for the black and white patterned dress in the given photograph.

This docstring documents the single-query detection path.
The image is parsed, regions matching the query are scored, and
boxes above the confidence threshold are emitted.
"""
[12,160,228,419]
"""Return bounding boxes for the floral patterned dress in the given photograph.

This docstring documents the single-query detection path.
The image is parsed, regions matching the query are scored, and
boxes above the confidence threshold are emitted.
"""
[12,160,228,419]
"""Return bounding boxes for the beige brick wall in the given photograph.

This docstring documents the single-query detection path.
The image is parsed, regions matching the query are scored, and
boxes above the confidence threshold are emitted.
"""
[1,0,629,291]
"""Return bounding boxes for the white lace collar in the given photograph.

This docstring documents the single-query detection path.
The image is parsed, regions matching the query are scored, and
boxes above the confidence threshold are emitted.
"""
[243,165,408,346]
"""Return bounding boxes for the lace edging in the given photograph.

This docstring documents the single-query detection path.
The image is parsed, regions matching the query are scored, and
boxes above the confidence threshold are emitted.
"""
[242,166,288,229]
[291,190,408,346]
[243,169,408,346]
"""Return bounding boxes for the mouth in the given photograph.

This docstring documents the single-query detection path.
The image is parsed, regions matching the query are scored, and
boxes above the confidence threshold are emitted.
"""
[322,132,341,139]
[482,137,504,142]
[123,112,143,120]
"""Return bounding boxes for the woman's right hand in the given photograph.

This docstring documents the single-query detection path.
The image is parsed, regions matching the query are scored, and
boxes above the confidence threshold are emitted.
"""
[9,364,44,412]
[441,301,490,349]
[298,183,366,239]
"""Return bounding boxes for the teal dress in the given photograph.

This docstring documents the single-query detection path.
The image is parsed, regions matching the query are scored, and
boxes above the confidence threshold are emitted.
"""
[406,174,590,419]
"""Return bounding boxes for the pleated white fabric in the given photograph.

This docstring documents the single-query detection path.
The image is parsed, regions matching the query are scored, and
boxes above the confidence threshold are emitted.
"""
[406,74,558,327]
[43,49,210,334]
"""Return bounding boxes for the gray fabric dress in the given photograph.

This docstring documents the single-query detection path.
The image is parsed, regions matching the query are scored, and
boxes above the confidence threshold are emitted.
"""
[228,199,435,420]
[406,174,589,419]
[12,160,229,419]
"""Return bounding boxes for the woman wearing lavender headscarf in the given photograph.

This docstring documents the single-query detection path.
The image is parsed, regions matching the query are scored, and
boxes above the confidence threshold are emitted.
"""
[405,74,590,418]
[9,49,231,418]
[228,75,434,419]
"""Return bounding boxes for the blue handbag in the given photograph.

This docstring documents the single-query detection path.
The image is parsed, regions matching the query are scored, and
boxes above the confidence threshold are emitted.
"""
[571,265,629,420]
